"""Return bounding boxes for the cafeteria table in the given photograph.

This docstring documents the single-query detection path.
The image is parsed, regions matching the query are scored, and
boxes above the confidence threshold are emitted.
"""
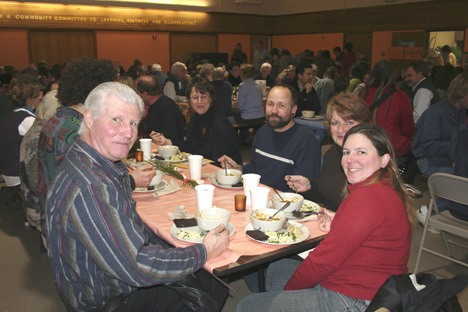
[135,163,326,291]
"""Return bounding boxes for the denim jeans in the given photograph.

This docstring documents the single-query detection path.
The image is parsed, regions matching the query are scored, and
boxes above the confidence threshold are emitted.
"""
[237,259,370,312]
[417,158,453,177]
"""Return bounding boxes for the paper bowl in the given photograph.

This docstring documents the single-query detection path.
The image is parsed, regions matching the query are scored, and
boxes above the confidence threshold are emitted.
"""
[271,192,304,214]
[149,170,164,186]
[195,207,231,231]
[158,145,179,159]
[250,208,286,232]
[215,169,242,186]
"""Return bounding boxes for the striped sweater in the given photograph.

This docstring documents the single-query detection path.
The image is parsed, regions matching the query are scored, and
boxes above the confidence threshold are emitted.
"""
[45,138,206,311]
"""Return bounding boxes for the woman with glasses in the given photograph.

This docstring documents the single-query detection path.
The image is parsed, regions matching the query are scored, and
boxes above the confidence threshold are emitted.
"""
[286,93,371,211]
[151,77,242,165]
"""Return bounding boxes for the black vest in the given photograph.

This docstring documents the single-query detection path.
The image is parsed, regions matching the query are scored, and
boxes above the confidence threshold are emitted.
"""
[411,78,441,106]
[164,75,187,96]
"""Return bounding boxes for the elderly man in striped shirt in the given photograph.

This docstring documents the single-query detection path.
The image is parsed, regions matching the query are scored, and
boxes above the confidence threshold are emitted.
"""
[45,82,229,312]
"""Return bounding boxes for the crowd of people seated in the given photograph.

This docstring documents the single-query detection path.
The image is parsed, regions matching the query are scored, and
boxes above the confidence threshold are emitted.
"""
[0,40,466,311]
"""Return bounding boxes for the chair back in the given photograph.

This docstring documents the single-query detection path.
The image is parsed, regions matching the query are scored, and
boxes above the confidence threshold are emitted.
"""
[428,173,468,206]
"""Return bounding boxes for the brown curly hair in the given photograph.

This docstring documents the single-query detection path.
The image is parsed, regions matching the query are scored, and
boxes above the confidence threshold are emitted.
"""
[57,58,117,106]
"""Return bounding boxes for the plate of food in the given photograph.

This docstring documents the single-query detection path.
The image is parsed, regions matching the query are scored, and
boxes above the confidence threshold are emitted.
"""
[170,223,236,243]
[164,152,191,163]
[286,200,321,221]
[134,180,168,193]
[245,221,309,245]
[300,115,325,121]
[210,177,243,189]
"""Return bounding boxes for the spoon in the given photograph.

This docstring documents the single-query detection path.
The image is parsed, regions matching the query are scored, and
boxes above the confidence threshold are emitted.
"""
[268,202,290,220]
[274,188,285,201]
[223,159,228,176]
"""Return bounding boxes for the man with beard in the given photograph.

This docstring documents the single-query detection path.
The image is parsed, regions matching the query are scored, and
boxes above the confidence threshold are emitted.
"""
[219,84,321,191]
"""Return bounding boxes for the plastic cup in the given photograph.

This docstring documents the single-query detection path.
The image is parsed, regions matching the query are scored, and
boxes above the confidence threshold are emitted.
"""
[242,173,261,205]
[250,186,270,210]
[188,155,203,180]
[139,138,152,160]
[234,194,247,212]
[195,184,215,210]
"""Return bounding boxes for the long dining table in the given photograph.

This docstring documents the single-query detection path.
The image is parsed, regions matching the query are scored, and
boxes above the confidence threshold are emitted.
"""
[134,163,326,291]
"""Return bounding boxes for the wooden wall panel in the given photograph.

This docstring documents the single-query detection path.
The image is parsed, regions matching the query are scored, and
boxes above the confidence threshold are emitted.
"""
[170,34,217,66]
[0,28,29,69]
[29,30,94,65]
[95,31,170,73]
[344,33,372,62]
[271,0,468,35]
[2,1,466,36]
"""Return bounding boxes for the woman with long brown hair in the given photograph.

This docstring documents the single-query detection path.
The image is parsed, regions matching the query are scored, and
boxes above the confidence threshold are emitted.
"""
[238,123,415,312]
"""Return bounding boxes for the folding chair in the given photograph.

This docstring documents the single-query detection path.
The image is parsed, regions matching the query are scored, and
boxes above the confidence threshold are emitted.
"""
[414,173,468,273]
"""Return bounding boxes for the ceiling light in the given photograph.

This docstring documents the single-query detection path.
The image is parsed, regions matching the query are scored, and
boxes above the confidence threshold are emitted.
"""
[96,0,211,7]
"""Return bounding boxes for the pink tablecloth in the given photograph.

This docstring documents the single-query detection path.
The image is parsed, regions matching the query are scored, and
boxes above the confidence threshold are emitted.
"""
[135,164,325,273]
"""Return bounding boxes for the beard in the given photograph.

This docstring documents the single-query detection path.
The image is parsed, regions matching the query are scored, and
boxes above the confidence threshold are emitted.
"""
[266,113,292,129]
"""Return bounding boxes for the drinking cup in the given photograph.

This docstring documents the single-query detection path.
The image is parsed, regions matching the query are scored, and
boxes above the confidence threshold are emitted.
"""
[234,194,247,212]
[250,186,270,210]
[134,150,143,162]
[139,138,152,160]
[242,173,261,205]
[195,184,215,210]
[188,155,203,180]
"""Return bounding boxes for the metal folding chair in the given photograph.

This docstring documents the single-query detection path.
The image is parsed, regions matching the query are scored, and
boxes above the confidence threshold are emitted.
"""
[414,173,468,272]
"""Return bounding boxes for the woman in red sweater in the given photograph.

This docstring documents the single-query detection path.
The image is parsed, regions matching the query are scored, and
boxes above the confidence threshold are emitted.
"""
[237,123,416,312]
[361,60,414,158]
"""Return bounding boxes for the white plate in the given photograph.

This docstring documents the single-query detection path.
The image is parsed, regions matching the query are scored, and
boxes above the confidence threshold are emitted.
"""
[210,177,243,189]
[170,222,236,243]
[163,152,191,163]
[134,179,168,193]
[245,221,309,245]
[286,200,321,222]
[300,115,325,121]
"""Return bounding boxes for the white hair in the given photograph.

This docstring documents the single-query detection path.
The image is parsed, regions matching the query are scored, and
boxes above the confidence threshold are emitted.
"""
[78,82,144,135]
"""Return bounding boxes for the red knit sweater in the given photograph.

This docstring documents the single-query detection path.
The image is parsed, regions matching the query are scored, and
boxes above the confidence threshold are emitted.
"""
[365,88,415,157]
[284,178,411,300]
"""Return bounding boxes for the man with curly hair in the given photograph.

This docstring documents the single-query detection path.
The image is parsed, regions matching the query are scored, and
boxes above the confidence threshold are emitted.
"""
[37,58,155,218]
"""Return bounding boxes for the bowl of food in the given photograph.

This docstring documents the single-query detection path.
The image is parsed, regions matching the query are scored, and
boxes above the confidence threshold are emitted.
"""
[271,192,304,214]
[195,207,231,231]
[149,170,164,186]
[250,208,286,232]
[302,110,315,118]
[158,145,179,159]
[215,169,242,186]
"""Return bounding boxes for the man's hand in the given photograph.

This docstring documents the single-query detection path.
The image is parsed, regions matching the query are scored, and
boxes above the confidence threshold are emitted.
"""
[131,164,156,187]
[318,208,335,233]
[218,155,242,171]
[150,131,171,146]
[305,82,314,93]
[203,224,229,259]
[285,175,311,193]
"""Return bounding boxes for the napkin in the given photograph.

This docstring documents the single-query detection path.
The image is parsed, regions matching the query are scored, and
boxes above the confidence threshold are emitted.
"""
[167,205,195,220]
[152,179,181,197]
